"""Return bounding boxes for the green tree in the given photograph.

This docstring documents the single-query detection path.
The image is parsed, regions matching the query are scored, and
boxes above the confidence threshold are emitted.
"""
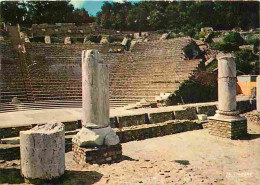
[234,49,258,75]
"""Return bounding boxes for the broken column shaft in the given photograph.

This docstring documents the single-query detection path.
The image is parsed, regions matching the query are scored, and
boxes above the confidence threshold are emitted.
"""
[214,53,240,120]
[20,123,65,183]
[73,50,119,147]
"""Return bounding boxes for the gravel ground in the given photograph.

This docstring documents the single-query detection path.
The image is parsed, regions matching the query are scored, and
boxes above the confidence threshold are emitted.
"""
[1,114,259,185]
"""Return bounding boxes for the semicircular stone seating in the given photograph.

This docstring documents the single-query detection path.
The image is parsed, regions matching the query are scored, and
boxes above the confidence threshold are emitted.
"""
[0,36,201,111]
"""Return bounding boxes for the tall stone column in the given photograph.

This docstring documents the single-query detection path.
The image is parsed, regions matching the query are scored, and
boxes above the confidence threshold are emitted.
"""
[82,50,109,128]
[209,53,247,139]
[214,53,240,120]
[73,50,119,147]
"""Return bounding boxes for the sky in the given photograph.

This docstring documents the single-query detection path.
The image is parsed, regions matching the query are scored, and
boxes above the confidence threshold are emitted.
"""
[70,0,140,17]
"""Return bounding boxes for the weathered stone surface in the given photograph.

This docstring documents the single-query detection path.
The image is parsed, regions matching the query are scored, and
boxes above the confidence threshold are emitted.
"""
[73,126,119,147]
[196,105,217,116]
[148,111,173,124]
[104,131,120,146]
[72,127,105,146]
[174,107,197,120]
[212,53,241,121]
[208,119,247,139]
[217,53,237,112]
[20,123,65,181]
[82,50,109,128]
[73,143,122,165]
[257,76,260,112]
[117,114,147,128]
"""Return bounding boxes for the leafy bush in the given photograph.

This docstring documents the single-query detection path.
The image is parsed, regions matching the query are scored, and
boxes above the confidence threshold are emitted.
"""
[167,80,217,105]
[199,31,206,38]
[210,41,239,52]
[206,59,218,71]
[223,32,244,46]
[205,32,222,43]
[234,49,258,75]
[245,38,260,52]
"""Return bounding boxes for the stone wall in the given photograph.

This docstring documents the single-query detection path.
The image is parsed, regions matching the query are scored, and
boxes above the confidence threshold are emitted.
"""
[207,119,247,139]
[73,144,122,165]
[0,98,255,139]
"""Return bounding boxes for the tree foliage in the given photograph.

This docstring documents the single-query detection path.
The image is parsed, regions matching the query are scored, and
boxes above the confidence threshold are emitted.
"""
[96,1,259,31]
[0,1,95,25]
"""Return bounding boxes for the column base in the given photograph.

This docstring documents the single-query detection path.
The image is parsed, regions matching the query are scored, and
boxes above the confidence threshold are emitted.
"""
[208,116,247,140]
[211,110,241,121]
[72,143,122,165]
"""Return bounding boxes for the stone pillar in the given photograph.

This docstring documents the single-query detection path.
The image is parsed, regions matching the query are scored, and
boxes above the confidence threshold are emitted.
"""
[214,53,240,120]
[73,50,119,147]
[82,50,109,127]
[257,76,260,112]
[45,36,51,44]
[20,123,65,183]
[209,53,247,139]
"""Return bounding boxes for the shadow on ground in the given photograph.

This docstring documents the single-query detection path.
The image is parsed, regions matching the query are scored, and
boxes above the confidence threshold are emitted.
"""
[62,170,103,185]
[0,168,103,185]
[239,133,260,140]
[173,160,190,165]
[0,168,24,184]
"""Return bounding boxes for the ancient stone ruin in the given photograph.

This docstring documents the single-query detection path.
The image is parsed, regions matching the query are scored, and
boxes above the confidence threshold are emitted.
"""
[20,122,65,183]
[208,53,247,139]
[72,50,121,164]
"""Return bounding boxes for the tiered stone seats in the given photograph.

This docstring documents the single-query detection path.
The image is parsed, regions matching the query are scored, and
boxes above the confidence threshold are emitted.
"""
[1,36,201,110]
[0,40,29,103]
[108,37,201,107]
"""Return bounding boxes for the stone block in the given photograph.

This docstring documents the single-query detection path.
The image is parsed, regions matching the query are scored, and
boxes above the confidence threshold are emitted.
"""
[117,114,147,128]
[20,123,65,183]
[72,126,119,147]
[72,143,122,165]
[148,111,173,124]
[196,105,217,116]
[174,107,197,120]
[208,118,247,139]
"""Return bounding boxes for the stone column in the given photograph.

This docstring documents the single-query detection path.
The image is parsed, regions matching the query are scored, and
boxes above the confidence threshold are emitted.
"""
[20,123,65,183]
[82,50,109,127]
[257,75,260,112]
[209,53,247,139]
[214,53,240,120]
[73,50,119,147]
